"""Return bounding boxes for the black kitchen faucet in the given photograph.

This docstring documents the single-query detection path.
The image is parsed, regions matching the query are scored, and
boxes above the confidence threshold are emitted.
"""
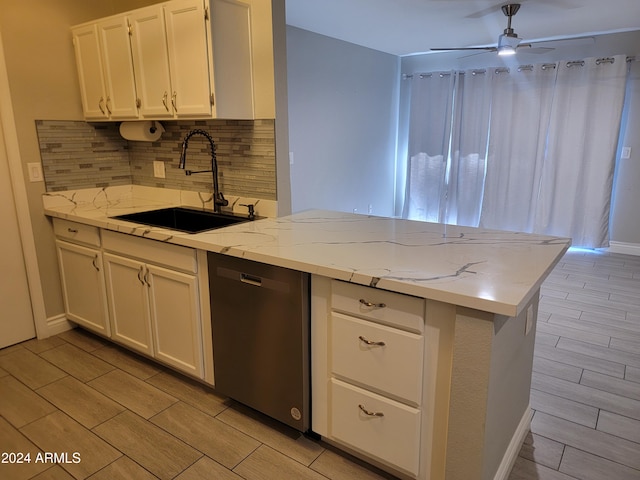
[178,129,228,213]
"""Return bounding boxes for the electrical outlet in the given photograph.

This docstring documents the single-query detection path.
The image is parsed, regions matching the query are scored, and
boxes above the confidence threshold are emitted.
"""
[621,146,632,159]
[153,161,166,179]
[525,304,534,336]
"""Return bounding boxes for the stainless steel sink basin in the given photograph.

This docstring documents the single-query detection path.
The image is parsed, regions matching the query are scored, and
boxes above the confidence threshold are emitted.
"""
[112,207,251,233]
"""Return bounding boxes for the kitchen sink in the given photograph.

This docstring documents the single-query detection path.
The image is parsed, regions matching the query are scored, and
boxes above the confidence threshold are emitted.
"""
[112,206,251,233]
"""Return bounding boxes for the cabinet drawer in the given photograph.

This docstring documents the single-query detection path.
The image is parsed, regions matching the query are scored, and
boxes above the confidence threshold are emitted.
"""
[102,229,197,273]
[331,379,421,477]
[331,280,424,334]
[53,218,100,247]
[331,313,423,405]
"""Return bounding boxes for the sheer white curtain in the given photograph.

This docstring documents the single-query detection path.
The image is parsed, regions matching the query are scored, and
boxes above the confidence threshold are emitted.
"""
[446,69,492,227]
[403,72,454,222]
[403,56,629,248]
[480,64,558,233]
[534,56,628,247]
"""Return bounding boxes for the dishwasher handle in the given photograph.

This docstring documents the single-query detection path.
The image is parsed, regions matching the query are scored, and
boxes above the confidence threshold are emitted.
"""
[240,273,262,287]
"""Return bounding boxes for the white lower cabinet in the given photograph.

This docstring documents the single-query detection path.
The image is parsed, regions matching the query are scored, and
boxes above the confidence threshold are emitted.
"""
[102,231,204,378]
[53,219,110,336]
[312,277,427,478]
[330,379,421,476]
[52,218,207,379]
[103,253,154,355]
[55,240,110,336]
[147,263,201,375]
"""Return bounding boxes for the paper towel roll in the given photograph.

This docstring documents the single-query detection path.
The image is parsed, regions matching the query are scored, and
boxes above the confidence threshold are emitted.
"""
[119,121,165,141]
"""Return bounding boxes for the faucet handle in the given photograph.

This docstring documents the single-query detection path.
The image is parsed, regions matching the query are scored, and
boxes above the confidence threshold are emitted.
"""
[240,203,255,220]
[215,192,228,207]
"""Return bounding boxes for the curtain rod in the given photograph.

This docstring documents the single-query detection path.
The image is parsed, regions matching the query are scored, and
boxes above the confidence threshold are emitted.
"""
[402,55,637,79]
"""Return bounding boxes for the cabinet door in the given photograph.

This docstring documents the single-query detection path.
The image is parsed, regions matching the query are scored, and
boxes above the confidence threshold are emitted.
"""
[71,24,108,120]
[97,17,139,119]
[164,0,212,117]
[147,264,203,377]
[103,253,153,355]
[129,6,174,117]
[56,240,110,336]
[209,0,254,119]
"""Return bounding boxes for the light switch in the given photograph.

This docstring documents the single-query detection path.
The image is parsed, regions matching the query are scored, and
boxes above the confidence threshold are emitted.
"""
[27,162,44,182]
[153,161,166,178]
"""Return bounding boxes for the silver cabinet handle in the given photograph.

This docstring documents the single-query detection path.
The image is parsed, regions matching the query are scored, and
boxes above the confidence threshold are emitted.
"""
[137,266,145,285]
[171,91,177,112]
[92,254,100,272]
[359,404,384,417]
[359,298,386,308]
[98,97,106,115]
[358,335,385,347]
[143,268,150,286]
[67,228,78,233]
[162,92,169,111]
[105,96,112,115]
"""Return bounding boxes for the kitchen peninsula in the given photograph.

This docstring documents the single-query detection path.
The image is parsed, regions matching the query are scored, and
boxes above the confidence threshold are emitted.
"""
[43,185,570,480]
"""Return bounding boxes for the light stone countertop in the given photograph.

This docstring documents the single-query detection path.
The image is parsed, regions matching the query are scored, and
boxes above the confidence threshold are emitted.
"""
[43,185,571,317]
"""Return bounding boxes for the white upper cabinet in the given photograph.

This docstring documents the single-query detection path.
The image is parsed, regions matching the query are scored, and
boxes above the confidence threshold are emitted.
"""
[72,0,255,121]
[164,0,213,117]
[71,18,138,120]
[97,17,139,119]
[71,24,107,119]
[128,6,174,117]
[207,0,254,118]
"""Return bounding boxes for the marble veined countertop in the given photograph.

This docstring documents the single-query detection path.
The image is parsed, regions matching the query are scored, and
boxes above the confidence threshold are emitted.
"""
[43,185,570,316]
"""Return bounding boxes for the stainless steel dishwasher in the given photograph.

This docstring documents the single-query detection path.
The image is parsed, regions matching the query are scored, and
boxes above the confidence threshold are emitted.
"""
[207,252,310,431]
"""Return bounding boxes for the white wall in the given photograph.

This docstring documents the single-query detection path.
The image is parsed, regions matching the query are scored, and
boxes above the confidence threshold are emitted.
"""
[286,26,399,217]
[610,61,640,253]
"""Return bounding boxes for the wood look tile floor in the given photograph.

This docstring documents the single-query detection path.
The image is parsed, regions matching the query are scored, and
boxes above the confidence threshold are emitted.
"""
[1,249,639,479]
[0,328,394,480]
[509,249,640,480]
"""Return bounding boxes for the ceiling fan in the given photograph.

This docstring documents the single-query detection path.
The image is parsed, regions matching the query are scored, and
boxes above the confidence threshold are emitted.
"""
[430,3,584,57]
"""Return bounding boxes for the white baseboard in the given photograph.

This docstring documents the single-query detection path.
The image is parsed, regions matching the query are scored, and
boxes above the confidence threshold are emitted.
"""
[608,241,640,256]
[44,314,74,338]
[493,406,533,480]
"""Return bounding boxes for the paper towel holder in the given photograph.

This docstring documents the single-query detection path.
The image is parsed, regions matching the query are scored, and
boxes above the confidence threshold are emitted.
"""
[119,121,165,141]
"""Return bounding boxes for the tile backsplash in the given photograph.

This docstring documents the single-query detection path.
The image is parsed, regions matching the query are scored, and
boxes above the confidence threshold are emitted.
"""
[36,119,276,200]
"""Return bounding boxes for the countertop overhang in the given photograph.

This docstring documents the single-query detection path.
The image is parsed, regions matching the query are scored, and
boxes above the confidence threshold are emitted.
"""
[44,186,571,317]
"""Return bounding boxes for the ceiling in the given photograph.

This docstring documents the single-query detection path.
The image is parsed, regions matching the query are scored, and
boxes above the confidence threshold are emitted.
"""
[285,0,640,56]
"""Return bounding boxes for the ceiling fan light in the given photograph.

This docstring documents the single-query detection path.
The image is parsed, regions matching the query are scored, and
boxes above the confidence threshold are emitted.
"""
[498,47,516,57]
[498,33,520,55]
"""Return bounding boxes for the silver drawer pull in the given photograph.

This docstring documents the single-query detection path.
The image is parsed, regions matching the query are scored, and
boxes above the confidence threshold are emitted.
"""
[67,228,78,233]
[358,335,385,347]
[359,404,384,417]
[359,298,386,308]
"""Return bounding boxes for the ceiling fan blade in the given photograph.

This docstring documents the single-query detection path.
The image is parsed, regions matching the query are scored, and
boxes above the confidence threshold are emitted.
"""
[528,36,595,48]
[430,47,496,52]
[465,4,502,19]
[458,50,495,59]
[525,47,555,54]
